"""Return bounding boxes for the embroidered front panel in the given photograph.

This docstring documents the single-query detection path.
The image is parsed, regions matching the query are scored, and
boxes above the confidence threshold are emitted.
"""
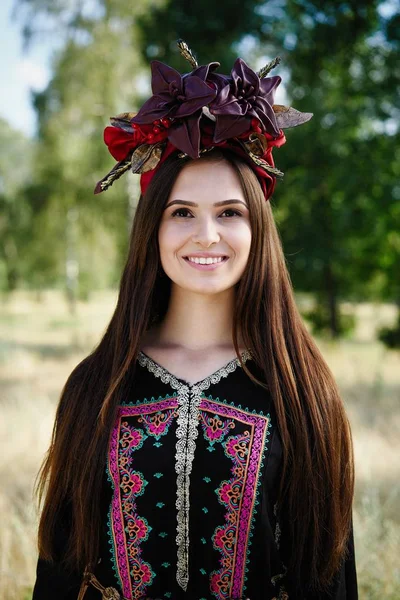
[107,397,179,599]
[137,350,252,592]
[199,398,271,599]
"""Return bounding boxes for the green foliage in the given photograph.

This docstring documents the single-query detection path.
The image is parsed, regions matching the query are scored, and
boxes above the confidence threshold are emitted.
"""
[10,0,400,337]
[303,303,356,338]
[0,118,33,290]
[267,1,399,334]
[13,0,151,300]
[136,0,268,71]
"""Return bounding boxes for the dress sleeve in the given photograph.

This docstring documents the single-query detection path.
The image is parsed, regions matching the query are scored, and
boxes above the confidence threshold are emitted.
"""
[32,558,82,600]
[267,418,358,599]
[306,520,358,600]
[32,503,83,600]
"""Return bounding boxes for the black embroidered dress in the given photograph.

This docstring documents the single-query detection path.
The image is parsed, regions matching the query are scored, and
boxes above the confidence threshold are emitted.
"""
[33,352,358,600]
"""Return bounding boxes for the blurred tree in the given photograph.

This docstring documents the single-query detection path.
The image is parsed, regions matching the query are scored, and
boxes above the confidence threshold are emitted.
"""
[12,0,400,336]
[136,0,269,70]
[270,1,400,337]
[14,0,150,309]
[0,118,33,290]
[12,0,272,307]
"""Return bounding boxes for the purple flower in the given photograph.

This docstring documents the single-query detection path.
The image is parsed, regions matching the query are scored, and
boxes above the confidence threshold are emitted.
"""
[132,60,219,158]
[209,58,281,143]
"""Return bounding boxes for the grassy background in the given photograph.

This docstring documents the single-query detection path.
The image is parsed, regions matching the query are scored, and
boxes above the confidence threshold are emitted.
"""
[1,291,399,599]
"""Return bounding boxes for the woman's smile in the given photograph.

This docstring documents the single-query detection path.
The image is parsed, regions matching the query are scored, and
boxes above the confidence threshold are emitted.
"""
[182,253,229,270]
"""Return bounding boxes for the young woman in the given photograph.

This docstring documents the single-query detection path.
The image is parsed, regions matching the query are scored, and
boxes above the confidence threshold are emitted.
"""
[33,43,358,600]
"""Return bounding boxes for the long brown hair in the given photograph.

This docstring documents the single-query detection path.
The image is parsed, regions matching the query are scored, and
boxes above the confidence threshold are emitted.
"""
[37,149,354,595]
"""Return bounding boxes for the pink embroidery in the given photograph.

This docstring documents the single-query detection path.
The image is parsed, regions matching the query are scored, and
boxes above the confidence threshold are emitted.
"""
[211,432,251,599]
[200,400,270,599]
[199,412,235,446]
[138,408,177,438]
[108,398,178,599]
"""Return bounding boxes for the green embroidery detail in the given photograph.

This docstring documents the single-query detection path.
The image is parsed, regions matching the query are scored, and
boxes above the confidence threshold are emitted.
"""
[162,562,170,568]
[154,441,163,448]
[156,502,165,508]
[122,393,173,407]
[243,414,272,587]
[202,507,208,514]
[159,531,168,538]
[106,506,121,589]
[206,393,261,416]
[164,594,172,598]
[201,537,206,544]
[203,476,211,483]
[207,445,216,452]
[200,568,207,575]
[154,472,163,478]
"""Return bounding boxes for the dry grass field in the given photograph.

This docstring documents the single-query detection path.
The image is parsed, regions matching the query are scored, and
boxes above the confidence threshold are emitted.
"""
[0,291,399,599]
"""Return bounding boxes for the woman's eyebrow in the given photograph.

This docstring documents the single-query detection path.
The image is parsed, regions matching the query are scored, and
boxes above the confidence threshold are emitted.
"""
[165,199,248,208]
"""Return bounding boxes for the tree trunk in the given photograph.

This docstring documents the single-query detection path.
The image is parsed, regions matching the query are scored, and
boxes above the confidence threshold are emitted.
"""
[324,261,339,338]
[65,207,79,315]
[6,265,18,291]
[4,237,19,291]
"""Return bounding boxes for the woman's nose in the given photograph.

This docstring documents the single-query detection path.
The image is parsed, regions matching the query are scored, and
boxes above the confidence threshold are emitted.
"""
[191,217,221,247]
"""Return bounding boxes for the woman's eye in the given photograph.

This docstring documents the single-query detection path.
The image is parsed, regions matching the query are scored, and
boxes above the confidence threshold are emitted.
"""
[171,208,193,218]
[221,209,242,218]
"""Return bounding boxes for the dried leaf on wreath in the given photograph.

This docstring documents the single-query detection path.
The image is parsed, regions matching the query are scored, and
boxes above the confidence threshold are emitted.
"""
[248,153,284,178]
[131,142,165,174]
[242,133,268,156]
[110,112,137,133]
[177,39,199,70]
[273,105,313,129]
[178,146,215,159]
[257,56,281,79]
[94,158,132,194]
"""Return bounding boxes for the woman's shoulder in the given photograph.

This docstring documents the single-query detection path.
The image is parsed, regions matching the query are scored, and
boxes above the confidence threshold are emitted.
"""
[57,353,109,418]
[62,354,100,395]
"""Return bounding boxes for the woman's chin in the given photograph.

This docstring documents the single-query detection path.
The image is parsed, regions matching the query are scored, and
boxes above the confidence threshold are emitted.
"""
[173,279,234,296]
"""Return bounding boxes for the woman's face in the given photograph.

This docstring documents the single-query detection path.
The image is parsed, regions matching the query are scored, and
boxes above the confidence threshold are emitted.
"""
[158,158,252,296]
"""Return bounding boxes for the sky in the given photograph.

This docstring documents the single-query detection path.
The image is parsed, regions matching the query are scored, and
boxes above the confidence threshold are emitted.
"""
[0,0,52,137]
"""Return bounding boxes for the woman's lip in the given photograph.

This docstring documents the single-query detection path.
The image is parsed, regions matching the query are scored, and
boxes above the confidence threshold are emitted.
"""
[183,254,228,258]
[183,256,228,270]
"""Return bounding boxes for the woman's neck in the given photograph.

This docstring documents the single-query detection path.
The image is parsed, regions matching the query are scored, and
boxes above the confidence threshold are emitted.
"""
[152,284,237,351]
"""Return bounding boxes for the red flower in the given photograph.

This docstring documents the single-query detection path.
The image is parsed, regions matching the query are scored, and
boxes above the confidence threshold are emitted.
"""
[104,125,143,161]
[103,121,170,162]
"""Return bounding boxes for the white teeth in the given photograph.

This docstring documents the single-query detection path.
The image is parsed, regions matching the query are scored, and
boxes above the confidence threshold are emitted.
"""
[187,256,225,264]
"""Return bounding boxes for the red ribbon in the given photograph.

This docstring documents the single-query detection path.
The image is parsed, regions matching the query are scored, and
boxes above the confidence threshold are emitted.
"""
[103,123,286,201]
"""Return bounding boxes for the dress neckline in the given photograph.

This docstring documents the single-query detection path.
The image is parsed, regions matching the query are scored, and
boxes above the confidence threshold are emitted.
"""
[138,349,252,388]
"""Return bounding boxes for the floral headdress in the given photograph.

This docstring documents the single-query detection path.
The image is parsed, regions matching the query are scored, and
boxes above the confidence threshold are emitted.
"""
[95,40,312,201]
